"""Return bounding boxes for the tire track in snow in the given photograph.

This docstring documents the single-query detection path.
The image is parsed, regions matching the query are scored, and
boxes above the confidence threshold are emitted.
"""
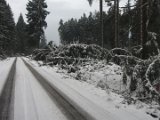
[0,58,17,120]
[22,58,87,120]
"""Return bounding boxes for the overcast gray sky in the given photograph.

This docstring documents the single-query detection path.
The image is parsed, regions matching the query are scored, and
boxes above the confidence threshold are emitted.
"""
[6,0,128,45]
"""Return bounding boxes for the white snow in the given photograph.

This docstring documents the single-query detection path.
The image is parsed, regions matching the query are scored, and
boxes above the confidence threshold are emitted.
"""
[0,58,15,95]
[25,57,157,120]
[13,58,69,120]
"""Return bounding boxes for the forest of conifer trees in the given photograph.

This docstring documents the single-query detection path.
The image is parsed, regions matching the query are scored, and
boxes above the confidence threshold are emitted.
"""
[59,0,160,59]
[0,0,49,55]
[0,0,16,55]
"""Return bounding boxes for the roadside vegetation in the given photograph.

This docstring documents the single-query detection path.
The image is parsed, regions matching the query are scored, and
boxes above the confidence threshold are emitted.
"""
[31,43,160,106]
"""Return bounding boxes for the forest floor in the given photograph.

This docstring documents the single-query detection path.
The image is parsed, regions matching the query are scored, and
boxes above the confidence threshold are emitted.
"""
[26,57,160,120]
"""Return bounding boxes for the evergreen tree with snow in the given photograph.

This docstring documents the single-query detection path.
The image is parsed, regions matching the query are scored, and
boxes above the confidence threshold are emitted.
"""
[16,14,27,53]
[26,0,49,48]
[0,0,7,49]
[0,0,16,53]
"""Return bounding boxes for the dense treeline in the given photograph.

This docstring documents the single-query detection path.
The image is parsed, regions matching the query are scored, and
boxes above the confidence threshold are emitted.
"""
[57,9,127,49]
[59,0,160,59]
[58,12,114,49]
[0,0,49,55]
[0,0,16,55]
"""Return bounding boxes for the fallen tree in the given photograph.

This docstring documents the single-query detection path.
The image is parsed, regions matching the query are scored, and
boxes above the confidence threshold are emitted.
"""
[31,44,160,103]
[32,44,109,64]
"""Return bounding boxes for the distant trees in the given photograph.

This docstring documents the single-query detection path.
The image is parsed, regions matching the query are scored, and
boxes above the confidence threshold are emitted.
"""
[59,0,160,58]
[58,12,101,45]
[58,11,115,49]
[0,0,16,54]
[26,0,49,48]
[87,0,104,47]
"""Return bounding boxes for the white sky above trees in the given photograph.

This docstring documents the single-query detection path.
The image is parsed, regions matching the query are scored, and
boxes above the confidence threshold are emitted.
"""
[7,0,128,45]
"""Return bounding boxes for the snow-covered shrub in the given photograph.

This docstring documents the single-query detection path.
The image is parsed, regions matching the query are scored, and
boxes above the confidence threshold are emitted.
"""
[131,61,150,94]
[32,49,51,61]
[39,44,109,66]
[107,48,132,62]
[46,57,91,66]
[86,44,109,59]
[109,53,159,99]
[32,44,109,66]
[110,55,142,66]
[123,55,160,103]
[110,48,132,56]
[53,44,109,59]
[130,45,142,58]
[58,44,88,58]
[145,58,160,99]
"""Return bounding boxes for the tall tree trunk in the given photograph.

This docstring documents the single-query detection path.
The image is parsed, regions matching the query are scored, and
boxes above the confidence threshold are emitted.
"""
[140,0,148,59]
[87,0,104,47]
[128,0,131,49]
[100,0,104,48]
[114,0,119,48]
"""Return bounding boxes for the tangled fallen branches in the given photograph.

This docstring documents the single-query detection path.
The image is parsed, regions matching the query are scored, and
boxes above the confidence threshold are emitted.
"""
[31,44,160,103]
[32,44,109,65]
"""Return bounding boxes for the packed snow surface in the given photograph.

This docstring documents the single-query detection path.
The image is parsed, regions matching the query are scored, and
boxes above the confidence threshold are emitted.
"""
[13,58,69,120]
[0,58,15,95]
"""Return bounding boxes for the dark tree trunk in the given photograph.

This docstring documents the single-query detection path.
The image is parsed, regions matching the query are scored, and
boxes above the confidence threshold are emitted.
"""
[140,0,148,59]
[114,0,119,48]
[100,0,104,48]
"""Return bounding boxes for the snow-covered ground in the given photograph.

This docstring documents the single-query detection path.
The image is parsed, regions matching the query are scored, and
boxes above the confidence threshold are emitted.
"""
[13,58,69,120]
[0,58,15,95]
[25,57,159,120]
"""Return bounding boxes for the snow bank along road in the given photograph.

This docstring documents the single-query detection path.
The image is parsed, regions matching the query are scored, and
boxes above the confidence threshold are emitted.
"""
[0,57,155,120]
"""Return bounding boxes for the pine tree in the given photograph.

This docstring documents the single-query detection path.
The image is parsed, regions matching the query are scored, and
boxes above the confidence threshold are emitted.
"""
[6,5,16,52]
[26,0,49,48]
[16,14,27,53]
[0,0,16,53]
[0,0,7,49]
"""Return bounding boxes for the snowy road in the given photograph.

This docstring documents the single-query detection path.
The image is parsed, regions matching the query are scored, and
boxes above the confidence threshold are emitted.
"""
[0,58,16,120]
[13,58,70,120]
[0,57,156,120]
